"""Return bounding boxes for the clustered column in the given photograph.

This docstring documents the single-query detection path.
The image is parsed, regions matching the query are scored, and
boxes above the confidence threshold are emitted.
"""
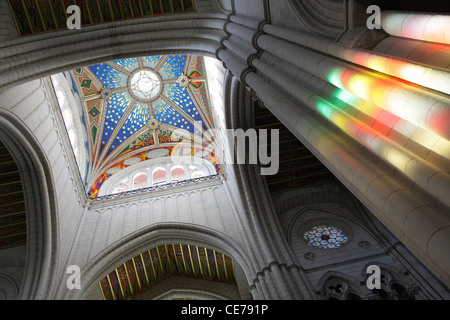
[217,11,450,288]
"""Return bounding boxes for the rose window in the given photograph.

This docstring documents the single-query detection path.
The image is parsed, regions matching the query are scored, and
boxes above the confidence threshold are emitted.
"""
[303,226,348,249]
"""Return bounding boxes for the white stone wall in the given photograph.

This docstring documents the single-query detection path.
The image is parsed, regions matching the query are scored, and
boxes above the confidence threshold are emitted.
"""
[71,183,243,269]
[0,78,87,298]
[272,184,450,299]
[281,202,400,289]
[195,0,215,12]
[234,0,267,20]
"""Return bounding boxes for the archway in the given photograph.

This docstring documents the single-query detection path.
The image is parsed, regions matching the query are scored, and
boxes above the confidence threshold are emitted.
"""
[0,109,58,299]
[66,223,254,300]
[0,14,227,92]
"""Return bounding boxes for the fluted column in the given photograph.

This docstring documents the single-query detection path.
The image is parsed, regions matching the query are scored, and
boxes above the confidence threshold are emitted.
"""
[217,7,450,291]
[252,57,450,208]
[222,64,313,299]
[256,34,450,141]
[244,68,450,286]
[262,24,450,95]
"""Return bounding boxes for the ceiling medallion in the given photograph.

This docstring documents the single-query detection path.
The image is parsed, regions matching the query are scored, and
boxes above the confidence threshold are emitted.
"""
[129,69,162,101]
[100,87,112,101]
[177,74,191,89]
[146,118,159,131]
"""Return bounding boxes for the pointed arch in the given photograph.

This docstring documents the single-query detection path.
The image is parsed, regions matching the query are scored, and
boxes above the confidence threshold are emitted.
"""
[361,262,422,300]
[0,109,59,299]
[65,222,254,300]
[316,270,373,300]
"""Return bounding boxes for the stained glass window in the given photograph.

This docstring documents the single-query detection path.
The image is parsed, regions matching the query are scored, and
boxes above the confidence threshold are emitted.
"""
[303,226,348,249]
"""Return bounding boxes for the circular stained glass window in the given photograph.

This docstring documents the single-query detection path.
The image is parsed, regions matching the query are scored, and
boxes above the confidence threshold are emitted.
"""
[129,69,161,101]
[303,226,348,249]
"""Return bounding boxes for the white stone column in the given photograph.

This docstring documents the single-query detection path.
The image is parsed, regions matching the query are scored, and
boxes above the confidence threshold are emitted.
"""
[242,68,450,287]
[380,11,450,45]
[262,24,450,95]
[255,33,450,141]
[216,12,450,286]
[146,168,153,187]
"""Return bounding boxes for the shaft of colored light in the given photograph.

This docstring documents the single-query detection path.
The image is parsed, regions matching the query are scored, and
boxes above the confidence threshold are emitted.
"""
[257,34,450,141]
[262,24,450,97]
[315,98,450,207]
[241,69,450,288]
[331,87,450,173]
[253,58,450,207]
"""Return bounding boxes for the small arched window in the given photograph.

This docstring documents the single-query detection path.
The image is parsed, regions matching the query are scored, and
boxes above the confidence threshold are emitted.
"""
[68,128,76,146]
[133,171,147,190]
[113,184,127,194]
[62,109,72,127]
[99,156,218,197]
[171,165,185,182]
[191,171,206,179]
[152,167,166,185]
[56,89,65,107]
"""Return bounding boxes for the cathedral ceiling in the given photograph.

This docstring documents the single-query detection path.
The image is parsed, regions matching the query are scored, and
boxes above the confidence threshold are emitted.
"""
[62,55,219,198]
[8,0,195,37]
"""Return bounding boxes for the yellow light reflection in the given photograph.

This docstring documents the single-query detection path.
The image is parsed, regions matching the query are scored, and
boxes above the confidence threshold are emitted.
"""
[386,147,411,172]
[325,67,450,161]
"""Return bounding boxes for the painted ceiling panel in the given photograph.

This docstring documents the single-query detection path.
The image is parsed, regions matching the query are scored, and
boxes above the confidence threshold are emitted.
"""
[142,56,163,69]
[65,55,219,198]
[117,131,155,158]
[89,63,129,90]
[99,91,135,156]
[108,101,150,154]
[159,55,187,80]
[153,97,194,132]
[163,83,208,130]
[187,55,205,78]
[112,58,140,73]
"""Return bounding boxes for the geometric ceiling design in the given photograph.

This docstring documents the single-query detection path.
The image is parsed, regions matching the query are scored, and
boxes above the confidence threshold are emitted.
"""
[99,244,237,300]
[0,140,26,250]
[8,0,195,37]
[69,55,220,198]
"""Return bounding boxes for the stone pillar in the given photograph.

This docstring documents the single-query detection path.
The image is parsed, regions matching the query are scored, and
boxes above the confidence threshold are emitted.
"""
[262,24,450,95]
[216,11,450,287]
[255,33,450,141]
[243,68,450,287]
[380,11,450,45]
[221,66,314,299]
